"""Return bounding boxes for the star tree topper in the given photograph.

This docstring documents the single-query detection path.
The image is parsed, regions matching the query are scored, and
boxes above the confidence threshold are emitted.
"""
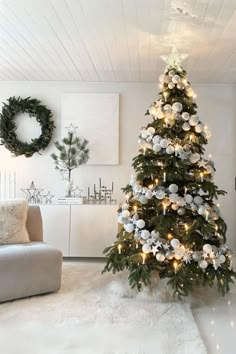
[161,46,188,70]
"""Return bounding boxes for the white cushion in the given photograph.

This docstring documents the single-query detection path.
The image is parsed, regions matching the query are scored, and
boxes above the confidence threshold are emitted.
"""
[0,200,30,245]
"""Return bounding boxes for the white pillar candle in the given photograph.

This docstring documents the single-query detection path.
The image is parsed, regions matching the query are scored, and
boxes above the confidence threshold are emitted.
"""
[163,172,166,182]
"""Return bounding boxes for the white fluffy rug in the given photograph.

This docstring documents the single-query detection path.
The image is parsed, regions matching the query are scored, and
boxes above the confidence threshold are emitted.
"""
[0,262,206,354]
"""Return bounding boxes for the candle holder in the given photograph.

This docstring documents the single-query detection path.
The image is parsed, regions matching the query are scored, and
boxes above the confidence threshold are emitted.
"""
[87,177,116,204]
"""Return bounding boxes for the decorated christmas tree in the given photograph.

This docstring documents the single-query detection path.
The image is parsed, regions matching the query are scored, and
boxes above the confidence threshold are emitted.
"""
[103,48,235,297]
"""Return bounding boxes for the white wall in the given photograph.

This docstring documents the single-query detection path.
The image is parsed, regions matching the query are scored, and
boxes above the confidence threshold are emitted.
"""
[0,82,235,249]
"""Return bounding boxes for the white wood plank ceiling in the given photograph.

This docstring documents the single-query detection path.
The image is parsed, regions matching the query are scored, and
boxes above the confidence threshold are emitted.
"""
[0,0,236,83]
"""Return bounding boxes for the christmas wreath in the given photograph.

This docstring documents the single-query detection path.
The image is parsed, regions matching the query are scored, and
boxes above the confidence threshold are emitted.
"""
[0,96,55,157]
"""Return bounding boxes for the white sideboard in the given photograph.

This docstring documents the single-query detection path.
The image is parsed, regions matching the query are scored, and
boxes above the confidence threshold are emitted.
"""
[40,204,118,257]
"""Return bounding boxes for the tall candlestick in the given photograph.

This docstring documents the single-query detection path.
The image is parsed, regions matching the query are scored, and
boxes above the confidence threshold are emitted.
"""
[200,172,203,182]
[163,205,166,215]
[141,253,146,265]
[163,172,166,182]
[189,134,193,143]
[143,147,146,155]
[155,178,159,185]
[118,244,122,254]
[133,205,137,213]
[205,210,209,221]
[215,224,218,236]
[163,92,168,102]
[173,261,178,273]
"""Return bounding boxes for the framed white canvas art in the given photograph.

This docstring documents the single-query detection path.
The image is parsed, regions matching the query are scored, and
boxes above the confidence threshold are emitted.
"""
[61,93,119,165]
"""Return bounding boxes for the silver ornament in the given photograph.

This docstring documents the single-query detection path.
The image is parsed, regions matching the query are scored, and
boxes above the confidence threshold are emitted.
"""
[164,104,172,111]
[160,139,169,148]
[147,126,155,135]
[189,115,199,126]
[168,82,175,89]
[195,123,204,133]
[145,190,153,199]
[152,135,161,144]
[124,223,134,233]
[177,207,186,215]
[156,253,165,262]
[184,194,193,204]
[166,145,175,154]
[182,122,191,131]
[141,230,150,240]
[169,70,175,77]
[169,194,179,203]
[172,74,180,84]
[139,195,148,204]
[155,190,166,200]
[169,184,178,193]
[171,238,180,248]
[153,143,162,152]
[182,112,190,121]
[142,243,151,254]
[172,102,183,113]
[193,196,203,205]
[198,205,206,215]
[136,219,145,229]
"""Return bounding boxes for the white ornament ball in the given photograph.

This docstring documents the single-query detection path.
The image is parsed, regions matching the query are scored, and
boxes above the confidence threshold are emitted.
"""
[122,210,130,218]
[192,252,199,262]
[145,190,153,199]
[160,139,169,148]
[182,122,191,131]
[136,219,145,229]
[155,190,166,200]
[156,253,165,262]
[156,109,164,119]
[169,70,175,77]
[219,255,226,264]
[141,129,149,139]
[206,165,214,174]
[203,244,212,254]
[124,223,134,233]
[172,74,180,84]
[172,102,183,113]
[190,153,200,163]
[166,251,174,260]
[198,205,207,215]
[142,244,151,254]
[182,112,190,121]
[184,194,193,204]
[153,143,162,153]
[147,126,155,135]
[118,215,124,224]
[195,123,204,133]
[166,145,175,154]
[151,230,160,239]
[141,230,150,240]
[139,195,148,204]
[194,196,203,205]
[171,238,180,248]
[169,184,178,193]
[164,104,172,111]
[191,203,198,212]
[177,207,186,216]
[199,259,208,270]
[168,82,175,89]
[153,135,161,144]
[169,194,179,203]
[189,115,199,126]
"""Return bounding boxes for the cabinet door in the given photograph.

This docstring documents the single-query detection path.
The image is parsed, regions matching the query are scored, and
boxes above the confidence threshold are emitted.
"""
[40,205,70,256]
[70,205,118,257]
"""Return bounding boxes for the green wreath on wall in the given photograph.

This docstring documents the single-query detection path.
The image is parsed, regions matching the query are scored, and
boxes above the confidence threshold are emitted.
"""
[0,96,55,157]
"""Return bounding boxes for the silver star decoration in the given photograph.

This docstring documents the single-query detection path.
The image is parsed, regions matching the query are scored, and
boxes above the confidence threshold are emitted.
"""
[65,123,78,134]
[163,243,170,250]
[161,46,188,70]
[198,159,208,168]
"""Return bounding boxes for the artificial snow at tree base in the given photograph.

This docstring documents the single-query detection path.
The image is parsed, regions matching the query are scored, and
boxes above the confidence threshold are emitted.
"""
[103,48,235,297]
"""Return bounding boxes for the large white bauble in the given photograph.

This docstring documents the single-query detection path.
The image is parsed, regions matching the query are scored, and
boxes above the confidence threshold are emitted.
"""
[166,251,174,260]
[195,123,204,133]
[171,203,179,210]
[183,143,190,151]
[139,195,148,204]
[136,219,145,229]
[147,126,155,135]
[177,82,185,90]
[156,253,165,262]
[194,196,203,205]
[177,207,186,215]
[151,230,160,239]
[206,165,214,174]
[171,238,180,248]
[141,229,150,240]
[184,194,193,204]
[124,223,134,233]
[118,215,124,224]
[172,102,183,113]
[203,244,212,254]
[198,205,206,215]
[153,143,162,153]
[141,130,149,139]
[182,122,191,131]
[160,139,169,148]
[164,104,172,111]
[219,254,226,264]
[192,252,199,262]
[153,135,161,144]
[177,197,186,207]
[166,145,175,154]
[182,112,190,121]
[155,190,166,200]
[162,197,171,206]
[169,183,178,193]
[189,115,199,126]
[172,74,180,83]
[142,243,151,254]
[169,194,179,203]
[156,109,164,119]
[169,69,175,77]
[145,190,153,199]
[190,153,200,163]
[199,259,208,270]
[159,74,165,83]
[191,203,198,212]
[168,82,175,89]
[122,210,130,218]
